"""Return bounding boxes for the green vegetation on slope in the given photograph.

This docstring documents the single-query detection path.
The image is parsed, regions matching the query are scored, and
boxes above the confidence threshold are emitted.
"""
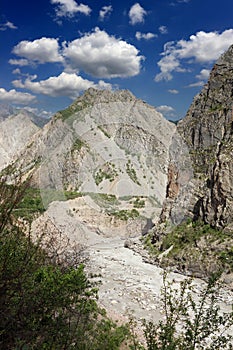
[0,173,129,350]
[143,220,233,278]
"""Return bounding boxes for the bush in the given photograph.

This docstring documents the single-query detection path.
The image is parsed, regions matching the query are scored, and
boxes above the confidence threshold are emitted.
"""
[141,273,233,350]
[0,171,129,349]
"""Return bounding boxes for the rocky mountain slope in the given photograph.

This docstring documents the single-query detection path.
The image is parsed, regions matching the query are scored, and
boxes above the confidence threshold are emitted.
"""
[16,88,179,238]
[0,110,40,171]
[160,44,233,232]
[0,104,49,127]
[0,104,14,122]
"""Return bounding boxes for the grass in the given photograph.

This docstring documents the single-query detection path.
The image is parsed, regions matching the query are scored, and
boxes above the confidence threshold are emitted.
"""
[143,220,233,277]
[14,188,83,220]
[71,138,85,153]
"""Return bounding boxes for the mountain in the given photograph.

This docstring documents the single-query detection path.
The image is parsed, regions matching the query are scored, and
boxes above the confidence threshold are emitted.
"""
[0,104,14,122]
[16,109,49,128]
[160,44,233,232]
[14,88,178,238]
[0,103,49,128]
[0,110,40,171]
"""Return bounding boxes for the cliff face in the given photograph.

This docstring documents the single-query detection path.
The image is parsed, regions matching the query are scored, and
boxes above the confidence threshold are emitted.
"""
[166,45,233,230]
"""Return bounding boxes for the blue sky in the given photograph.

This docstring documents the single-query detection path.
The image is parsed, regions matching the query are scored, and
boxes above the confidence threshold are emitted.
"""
[1,0,233,120]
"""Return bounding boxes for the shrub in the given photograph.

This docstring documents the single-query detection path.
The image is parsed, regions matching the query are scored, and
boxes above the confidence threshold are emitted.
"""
[141,273,233,350]
[0,171,129,349]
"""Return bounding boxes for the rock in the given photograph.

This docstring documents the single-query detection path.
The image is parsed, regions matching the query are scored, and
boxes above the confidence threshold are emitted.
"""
[12,88,176,237]
[0,111,40,171]
[158,44,233,231]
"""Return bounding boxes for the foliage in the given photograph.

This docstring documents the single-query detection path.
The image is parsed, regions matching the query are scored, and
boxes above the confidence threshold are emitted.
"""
[57,100,90,121]
[98,125,111,138]
[140,273,233,350]
[126,160,141,186]
[94,162,118,185]
[14,187,45,220]
[145,220,233,276]
[14,187,82,220]
[71,137,85,153]
[0,171,129,349]
[132,197,145,208]
[111,208,140,221]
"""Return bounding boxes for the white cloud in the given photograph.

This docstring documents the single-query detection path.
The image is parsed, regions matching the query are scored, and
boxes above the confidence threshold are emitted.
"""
[187,67,210,88]
[12,37,63,64]
[51,0,91,17]
[159,26,168,34]
[63,27,143,78]
[168,89,179,94]
[12,72,112,99]
[0,88,36,104]
[155,50,181,82]
[12,68,21,75]
[99,5,112,21]
[156,105,175,117]
[196,68,210,80]
[155,29,233,82]
[188,81,205,88]
[135,32,157,40]
[9,58,29,66]
[129,3,147,25]
[0,21,17,31]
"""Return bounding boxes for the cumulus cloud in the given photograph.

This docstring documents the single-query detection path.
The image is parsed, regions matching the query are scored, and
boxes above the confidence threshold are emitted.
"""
[12,37,63,64]
[159,26,168,34]
[155,29,233,82]
[156,105,175,117]
[135,32,157,40]
[63,28,143,78]
[9,29,143,79]
[0,88,36,104]
[12,72,112,99]
[155,48,181,82]
[129,3,147,25]
[50,0,91,17]
[99,5,112,21]
[168,89,179,94]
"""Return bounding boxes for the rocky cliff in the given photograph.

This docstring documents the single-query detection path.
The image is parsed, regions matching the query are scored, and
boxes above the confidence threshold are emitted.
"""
[161,44,233,232]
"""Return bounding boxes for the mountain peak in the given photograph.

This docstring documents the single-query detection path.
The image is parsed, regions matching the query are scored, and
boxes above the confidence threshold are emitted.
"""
[75,88,136,105]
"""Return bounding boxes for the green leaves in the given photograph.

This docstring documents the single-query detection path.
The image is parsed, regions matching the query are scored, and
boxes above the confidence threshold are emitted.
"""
[141,273,233,350]
[0,173,129,349]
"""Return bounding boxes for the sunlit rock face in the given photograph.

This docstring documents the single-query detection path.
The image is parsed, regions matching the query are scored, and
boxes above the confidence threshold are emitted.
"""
[170,44,233,230]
